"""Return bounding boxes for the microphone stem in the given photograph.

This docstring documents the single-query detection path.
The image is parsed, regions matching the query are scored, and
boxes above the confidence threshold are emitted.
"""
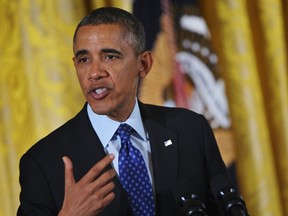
[229,206,247,216]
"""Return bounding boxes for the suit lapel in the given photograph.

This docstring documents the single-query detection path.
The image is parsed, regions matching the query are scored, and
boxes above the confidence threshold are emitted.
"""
[64,104,130,215]
[64,104,107,179]
[139,103,178,193]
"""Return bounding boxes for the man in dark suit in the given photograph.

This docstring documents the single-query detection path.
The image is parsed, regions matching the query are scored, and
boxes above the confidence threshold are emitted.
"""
[18,7,244,216]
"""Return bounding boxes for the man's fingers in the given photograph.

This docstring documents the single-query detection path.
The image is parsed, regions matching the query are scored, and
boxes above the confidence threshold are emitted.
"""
[91,181,116,212]
[62,156,76,189]
[99,190,116,210]
[82,154,115,184]
[60,155,116,215]
[92,169,116,189]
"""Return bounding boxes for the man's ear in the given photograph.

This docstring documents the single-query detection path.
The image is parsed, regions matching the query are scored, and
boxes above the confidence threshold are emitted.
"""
[72,56,76,67]
[139,51,153,78]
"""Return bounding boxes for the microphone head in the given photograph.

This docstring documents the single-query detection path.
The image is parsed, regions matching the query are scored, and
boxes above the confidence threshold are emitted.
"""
[173,179,208,216]
[210,173,234,199]
[210,174,249,215]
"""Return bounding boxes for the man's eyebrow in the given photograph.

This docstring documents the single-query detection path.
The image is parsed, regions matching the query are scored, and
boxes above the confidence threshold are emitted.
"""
[75,49,88,58]
[101,48,122,55]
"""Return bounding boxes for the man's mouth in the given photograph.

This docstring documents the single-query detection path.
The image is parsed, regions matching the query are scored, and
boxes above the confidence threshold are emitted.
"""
[94,88,108,94]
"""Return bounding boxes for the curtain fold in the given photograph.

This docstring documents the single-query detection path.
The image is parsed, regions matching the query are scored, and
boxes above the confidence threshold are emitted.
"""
[248,1,288,213]
[0,1,86,215]
[1,1,28,214]
[91,0,132,11]
[202,0,287,215]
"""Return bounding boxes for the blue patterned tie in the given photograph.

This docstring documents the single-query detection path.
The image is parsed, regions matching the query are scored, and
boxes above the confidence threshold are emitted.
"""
[117,123,155,216]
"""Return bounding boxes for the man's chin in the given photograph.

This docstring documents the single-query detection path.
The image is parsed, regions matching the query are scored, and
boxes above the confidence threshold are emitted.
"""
[91,108,108,116]
[88,103,109,115]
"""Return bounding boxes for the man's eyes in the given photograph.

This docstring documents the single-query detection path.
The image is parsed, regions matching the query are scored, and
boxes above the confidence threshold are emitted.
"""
[104,54,119,60]
[76,54,120,63]
[79,57,88,63]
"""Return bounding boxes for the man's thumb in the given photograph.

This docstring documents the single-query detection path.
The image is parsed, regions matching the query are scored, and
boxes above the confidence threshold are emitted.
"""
[62,156,75,189]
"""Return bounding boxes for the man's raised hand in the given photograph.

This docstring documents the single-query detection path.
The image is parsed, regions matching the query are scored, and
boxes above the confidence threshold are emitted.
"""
[58,154,116,216]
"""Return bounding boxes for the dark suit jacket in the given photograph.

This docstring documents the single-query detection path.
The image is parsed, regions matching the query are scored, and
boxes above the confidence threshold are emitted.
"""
[18,102,230,215]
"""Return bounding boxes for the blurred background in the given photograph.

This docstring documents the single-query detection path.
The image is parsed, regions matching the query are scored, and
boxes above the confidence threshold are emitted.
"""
[1,0,287,215]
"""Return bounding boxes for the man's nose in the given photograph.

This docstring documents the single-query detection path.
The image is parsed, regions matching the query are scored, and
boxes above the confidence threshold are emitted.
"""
[88,60,108,80]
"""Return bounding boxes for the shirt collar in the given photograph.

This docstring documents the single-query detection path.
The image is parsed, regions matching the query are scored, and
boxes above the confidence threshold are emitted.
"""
[87,100,147,148]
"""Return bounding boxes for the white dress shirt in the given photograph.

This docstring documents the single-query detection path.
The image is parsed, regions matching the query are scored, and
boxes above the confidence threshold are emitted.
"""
[87,100,154,186]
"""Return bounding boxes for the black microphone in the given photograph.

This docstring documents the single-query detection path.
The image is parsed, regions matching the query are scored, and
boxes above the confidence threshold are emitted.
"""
[179,193,208,216]
[210,174,249,216]
[174,179,208,216]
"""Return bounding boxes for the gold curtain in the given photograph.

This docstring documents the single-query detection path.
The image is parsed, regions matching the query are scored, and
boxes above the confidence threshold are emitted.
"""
[0,1,130,215]
[202,0,288,215]
[0,0,86,215]
[1,0,288,215]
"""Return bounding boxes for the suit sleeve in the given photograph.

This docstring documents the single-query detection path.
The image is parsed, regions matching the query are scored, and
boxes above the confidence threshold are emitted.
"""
[201,115,231,215]
[202,116,228,178]
[18,152,58,216]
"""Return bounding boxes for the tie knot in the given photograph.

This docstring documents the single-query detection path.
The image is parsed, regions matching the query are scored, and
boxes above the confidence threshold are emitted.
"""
[117,123,133,142]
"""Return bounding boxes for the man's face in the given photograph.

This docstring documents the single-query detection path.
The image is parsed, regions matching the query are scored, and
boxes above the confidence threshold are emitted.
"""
[73,24,150,121]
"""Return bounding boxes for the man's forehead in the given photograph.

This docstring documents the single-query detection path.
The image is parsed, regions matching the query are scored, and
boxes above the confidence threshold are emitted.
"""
[73,24,136,54]
[76,24,125,36]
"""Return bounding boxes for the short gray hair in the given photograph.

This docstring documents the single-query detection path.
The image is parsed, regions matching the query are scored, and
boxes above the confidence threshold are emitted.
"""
[73,7,146,55]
